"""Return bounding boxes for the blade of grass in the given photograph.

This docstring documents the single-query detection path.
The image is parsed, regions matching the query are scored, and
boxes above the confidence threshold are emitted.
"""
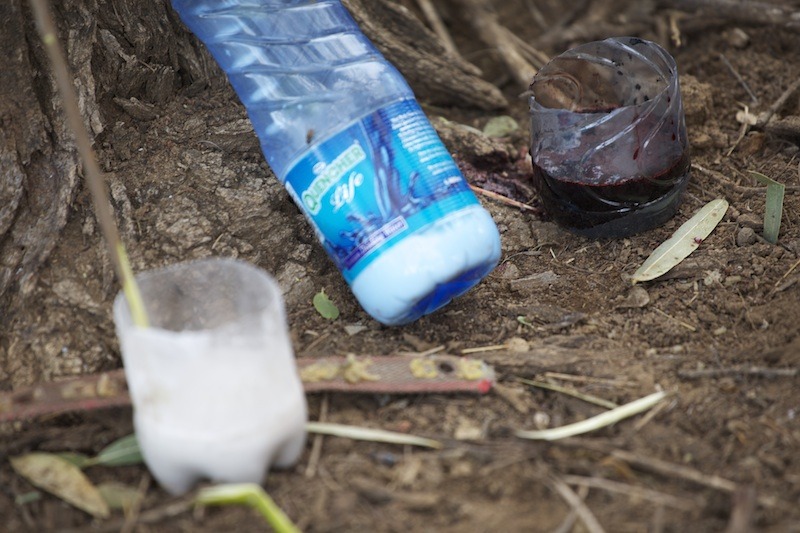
[516,390,668,441]
[749,171,785,244]
[197,484,300,533]
[516,377,619,410]
[306,422,443,449]
[29,0,148,327]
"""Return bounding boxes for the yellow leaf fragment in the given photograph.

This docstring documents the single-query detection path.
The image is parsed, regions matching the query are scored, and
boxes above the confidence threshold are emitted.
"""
[10,453,110,518]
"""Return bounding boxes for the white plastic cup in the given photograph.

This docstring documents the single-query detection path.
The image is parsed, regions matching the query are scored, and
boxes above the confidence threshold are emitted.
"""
[113,258,307,495]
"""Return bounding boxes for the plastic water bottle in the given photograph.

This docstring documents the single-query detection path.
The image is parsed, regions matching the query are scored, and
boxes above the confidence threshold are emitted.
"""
[171,0,501,325]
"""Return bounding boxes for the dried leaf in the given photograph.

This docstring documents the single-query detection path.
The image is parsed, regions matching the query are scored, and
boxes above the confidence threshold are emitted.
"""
[10,453,110,518]
[91,434,143,467]
[313,289,339,320]
[749,171,785,244]
[97,481,143,511]
[632,199,728,283]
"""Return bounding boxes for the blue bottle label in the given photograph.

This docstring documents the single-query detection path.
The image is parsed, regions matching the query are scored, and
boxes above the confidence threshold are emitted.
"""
[284,99,478,283]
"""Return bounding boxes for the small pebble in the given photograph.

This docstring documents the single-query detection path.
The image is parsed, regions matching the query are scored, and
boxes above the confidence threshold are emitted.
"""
[724,28,750,49]
[736,213,762,229]
[736,227,757,246]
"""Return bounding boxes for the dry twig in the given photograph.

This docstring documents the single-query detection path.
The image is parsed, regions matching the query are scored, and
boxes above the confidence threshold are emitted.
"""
[562,475,698,511]
[305,395,329,478]
[598,446,784,510]
[469,185,539,212]
[718,53,758,104]
[757,77,800,127]
[548,475,606,533]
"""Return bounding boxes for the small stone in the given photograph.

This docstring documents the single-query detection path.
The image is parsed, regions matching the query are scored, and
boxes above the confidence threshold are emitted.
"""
[499,262,521,280]
[738,132,765,157]
[736,227,757,246]
[505,337,529,352]
[724,28,750,49]
[532,411,550,430]
[725,275,743,286]
[736,213,763,230]
[615,285,650,309]
[454,418,483,440]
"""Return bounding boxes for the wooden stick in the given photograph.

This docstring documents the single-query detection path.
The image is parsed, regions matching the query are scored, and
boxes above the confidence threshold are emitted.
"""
[470,185,539,212]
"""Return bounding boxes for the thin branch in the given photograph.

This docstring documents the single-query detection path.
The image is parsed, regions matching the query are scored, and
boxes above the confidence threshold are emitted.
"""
[562,475,698,511]
[470,185,539,212]
[606,448,784,509]
[757,77,800,127]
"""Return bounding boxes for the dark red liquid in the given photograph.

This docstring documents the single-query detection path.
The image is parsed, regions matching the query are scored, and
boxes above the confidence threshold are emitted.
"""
[532,152,691,238]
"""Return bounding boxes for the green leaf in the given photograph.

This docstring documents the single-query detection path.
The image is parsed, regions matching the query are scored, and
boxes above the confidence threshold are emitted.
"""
[10,453,110,518]
[313,289,339,320]
[632,198,728,283]
[90,434,143,467]
[56,452,93,469]
[749,171,785,244]
[482,115,519,138]
[516,316,534,328]
[197,483,300,533]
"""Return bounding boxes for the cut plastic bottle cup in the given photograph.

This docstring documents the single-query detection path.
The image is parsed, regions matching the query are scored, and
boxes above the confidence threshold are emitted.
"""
[113,258,307,495]
[529,36,691,238]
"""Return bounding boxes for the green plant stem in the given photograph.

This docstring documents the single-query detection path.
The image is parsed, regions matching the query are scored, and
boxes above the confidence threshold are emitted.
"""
[28,0,148,327]
[197,484,300,533]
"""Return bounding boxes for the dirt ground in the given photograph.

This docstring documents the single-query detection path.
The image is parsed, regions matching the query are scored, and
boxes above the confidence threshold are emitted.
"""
[2,0,800,531]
